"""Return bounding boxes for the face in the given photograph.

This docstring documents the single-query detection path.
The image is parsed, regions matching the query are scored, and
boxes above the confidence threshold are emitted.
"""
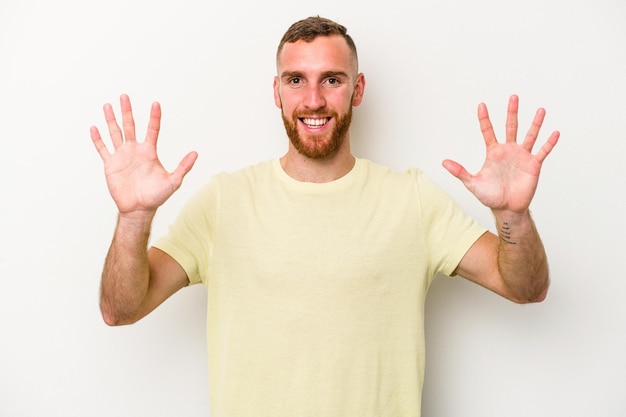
[274,35,365,160]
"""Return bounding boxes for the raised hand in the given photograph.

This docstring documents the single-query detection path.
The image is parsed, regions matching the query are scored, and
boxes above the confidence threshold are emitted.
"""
[442,95,559,214]
[90,94,198,215]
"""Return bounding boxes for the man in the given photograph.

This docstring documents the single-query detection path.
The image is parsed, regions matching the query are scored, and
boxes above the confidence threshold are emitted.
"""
[90,16,559,417]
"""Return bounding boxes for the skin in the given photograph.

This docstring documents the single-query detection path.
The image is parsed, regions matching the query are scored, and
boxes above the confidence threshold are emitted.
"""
[446,95,559,302]
[90,98,195,324]
[90,35,559,325]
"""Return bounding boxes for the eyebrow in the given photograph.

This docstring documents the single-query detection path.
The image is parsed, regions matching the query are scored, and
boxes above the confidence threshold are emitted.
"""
[280,70,350,80]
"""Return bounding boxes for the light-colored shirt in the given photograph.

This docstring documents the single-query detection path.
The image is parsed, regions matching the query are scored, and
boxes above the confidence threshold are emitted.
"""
[154,158,486,417]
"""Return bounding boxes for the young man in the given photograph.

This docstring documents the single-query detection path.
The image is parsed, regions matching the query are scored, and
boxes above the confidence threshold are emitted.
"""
[90,16,559,417]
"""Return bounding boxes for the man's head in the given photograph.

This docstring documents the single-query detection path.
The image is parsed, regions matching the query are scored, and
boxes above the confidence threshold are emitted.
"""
[274,17,365,160]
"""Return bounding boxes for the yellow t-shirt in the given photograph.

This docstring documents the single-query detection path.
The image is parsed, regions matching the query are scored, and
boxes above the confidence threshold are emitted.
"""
[154,158,486,417]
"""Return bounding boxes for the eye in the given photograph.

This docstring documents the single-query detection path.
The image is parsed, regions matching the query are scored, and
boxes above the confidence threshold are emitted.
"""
[323,77,343,88]
[289,77,302,85]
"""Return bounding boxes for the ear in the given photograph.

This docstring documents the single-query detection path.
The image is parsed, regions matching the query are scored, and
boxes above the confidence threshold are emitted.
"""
[351,73,366,107]
[273,76,282,109]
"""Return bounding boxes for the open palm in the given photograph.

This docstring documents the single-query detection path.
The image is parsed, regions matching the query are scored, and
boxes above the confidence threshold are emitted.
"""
[443,95,559,213]
[90,95,197,214]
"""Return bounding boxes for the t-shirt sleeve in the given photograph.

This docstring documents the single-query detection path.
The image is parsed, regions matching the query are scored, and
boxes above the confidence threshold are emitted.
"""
[152,179,219,286]
[413,170,487,277]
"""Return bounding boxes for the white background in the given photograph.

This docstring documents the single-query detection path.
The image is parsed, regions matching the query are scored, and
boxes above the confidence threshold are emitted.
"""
[1,0,625,416]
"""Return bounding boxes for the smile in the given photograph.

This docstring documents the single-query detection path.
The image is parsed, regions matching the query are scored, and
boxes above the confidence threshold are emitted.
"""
[300,117,330,128]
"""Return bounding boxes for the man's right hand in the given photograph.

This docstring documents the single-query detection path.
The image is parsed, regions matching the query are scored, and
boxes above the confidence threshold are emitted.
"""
[90,94,198,215]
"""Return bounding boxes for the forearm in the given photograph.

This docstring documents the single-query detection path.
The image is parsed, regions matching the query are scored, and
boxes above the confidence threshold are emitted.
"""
[494,209,549,303]
[100,211,156,325]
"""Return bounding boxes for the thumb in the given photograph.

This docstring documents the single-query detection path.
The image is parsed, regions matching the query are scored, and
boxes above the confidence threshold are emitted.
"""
[170,151,198,184]
[442,159,471,184]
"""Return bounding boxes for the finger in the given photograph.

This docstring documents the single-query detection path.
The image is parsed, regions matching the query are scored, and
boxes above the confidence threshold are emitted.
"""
[103,102,123,149]
[90,125,111,161]
[505,94,519,143]
[168,151,199,190]
[522,107,546,152]
[120,94,137,143]
[442,159,472,184]
[145,101,162,145]
[477,102,497,147]
[172,151,199,180]
[535,130,560,164]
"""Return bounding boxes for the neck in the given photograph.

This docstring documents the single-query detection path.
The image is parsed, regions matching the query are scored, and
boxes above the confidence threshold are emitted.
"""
[280,143,355,183]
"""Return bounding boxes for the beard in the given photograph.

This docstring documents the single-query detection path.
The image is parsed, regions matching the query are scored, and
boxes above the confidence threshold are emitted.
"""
[281,104,353,160]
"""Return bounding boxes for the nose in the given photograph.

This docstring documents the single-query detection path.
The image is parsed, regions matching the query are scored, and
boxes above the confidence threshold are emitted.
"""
[303,84,326,110]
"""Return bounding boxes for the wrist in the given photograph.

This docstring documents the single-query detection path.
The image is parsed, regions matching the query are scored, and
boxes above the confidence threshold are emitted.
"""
[491,209,535,245]
[116,210,157,235]
[491,208,531,223]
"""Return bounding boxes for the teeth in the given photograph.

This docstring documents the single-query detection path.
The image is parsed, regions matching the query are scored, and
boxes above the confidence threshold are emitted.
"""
[302,118,328,128]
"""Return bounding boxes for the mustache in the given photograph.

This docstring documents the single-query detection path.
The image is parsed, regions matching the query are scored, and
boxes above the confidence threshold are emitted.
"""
[293,109,336,119]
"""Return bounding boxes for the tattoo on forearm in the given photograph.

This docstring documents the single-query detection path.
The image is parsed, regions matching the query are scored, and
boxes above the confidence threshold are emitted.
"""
[498,222,517,245]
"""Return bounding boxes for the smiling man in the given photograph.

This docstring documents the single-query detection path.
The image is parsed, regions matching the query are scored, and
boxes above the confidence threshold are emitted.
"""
[275,32,364,171]
[91,16,559,417]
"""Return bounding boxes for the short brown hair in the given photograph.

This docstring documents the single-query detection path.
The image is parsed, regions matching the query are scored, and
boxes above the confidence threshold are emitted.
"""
[276,16,358,68]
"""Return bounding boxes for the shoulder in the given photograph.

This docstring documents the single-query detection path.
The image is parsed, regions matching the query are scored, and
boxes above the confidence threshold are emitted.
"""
[358,158,433,191]
[212,159,274,186]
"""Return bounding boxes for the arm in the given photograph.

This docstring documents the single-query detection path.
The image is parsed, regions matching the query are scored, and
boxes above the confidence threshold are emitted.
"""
[91,94,197,325]
[454,214,548,303]
[99,213,189,325]
[443,95,559,303]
